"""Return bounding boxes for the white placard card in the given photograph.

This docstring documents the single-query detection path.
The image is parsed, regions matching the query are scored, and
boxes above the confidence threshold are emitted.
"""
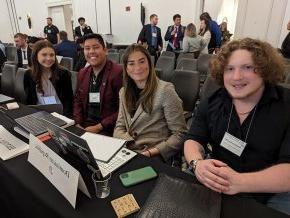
[28,134,90,208]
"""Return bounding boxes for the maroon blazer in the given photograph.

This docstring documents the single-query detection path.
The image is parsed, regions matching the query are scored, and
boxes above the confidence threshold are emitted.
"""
[73,60,123,135]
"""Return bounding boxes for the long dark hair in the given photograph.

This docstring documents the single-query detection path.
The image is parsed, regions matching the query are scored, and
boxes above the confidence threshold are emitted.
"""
[30,40,61,94]
[122,44,158,114]
[199,18,210,36]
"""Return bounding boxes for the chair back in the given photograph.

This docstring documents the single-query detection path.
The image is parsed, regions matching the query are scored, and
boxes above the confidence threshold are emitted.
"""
[14,68,28,103]
[5,46,17,62]
[197,54,213,81]
[176,58,197,71]
[70,71,78,95]
[200,75,220,100]
[60,57,74,71]
[155,56,175,81]
[172,70,200,112]
[107,52,120,63]
[1,64,17,97]
[177,53,195,65]
[161,51,175,58]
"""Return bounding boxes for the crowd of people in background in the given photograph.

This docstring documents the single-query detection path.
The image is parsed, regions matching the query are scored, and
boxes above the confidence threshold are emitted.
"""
[0,10,290,216]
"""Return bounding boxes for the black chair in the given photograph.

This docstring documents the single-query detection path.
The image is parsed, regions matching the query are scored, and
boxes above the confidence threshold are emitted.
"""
[1,64,17,97]
[107,48,118,53]
[176,58,197,71]
[107,53,120,63]
[200,74,220,100]
[14,68,28,103]
[60,57,74,71]
[70,71,78,95]
[161,51,175,58]
[171,70,200,120]
[5,46,17,64]
[155,56,175,82]
[176,53,196,65]
[197,54,213,82]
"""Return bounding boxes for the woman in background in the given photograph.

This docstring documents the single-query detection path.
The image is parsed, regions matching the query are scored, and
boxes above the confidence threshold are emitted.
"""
[114,44,187,162]
[24,40,73,117]
[198,18,211,54]
[220,22,232,46]
[182,23,206,57]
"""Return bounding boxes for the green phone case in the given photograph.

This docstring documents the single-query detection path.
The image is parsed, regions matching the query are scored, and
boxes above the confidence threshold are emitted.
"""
[119,166,158,187]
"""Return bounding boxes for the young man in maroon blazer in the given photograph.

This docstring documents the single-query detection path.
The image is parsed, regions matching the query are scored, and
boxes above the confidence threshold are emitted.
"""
[73,34,122,136]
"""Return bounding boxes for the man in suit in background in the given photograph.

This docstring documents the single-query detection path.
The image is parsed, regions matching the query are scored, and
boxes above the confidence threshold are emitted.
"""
[164,14,185,52]
[74,17,93,41]
[281,20,290,59]
[14,33,32,68]
[137,14,163,63]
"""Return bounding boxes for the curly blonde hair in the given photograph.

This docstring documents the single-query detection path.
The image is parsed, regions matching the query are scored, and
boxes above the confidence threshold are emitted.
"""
[210,38,285,86]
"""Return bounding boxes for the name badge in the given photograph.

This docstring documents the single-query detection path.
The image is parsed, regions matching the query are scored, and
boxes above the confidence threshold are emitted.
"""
[89,92,100,103]
[152,33,157,37]
[220,132,247,156]
[43,96,57,104]
[48,29,51,33]
[23,59,28,65]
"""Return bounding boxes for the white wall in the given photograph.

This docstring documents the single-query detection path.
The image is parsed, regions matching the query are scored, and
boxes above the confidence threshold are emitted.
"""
[234,0,288,47]
[14,0,48,38]
[279,0,290,47]
[0,0,17,42]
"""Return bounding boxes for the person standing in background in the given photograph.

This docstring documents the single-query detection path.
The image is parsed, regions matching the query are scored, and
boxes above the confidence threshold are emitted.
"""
[281,20,290,59]
[74,17,93,41]
[44,17,59,45]
[198,18,211,54]
[164,14,185,52]
[137,14,163,64]
[200,12,221,54]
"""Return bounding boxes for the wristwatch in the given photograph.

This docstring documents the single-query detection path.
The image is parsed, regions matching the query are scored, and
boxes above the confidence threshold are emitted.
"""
[189,159,202,173]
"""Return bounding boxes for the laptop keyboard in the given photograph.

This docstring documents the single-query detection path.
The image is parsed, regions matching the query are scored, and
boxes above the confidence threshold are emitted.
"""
[15,111,67,136]
[96,148,137,177]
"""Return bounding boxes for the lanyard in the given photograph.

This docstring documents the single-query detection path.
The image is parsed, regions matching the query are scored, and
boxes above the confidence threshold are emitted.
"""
[226,103,257,143]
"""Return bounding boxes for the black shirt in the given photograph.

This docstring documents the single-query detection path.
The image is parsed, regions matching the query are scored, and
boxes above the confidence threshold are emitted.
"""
[44,25,59,44]
[187,85,290,203]
[86,68,105,124]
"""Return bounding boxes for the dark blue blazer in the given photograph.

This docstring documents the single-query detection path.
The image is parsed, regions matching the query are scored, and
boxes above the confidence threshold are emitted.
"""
[164,25,185,51]
[17,46,32,68]
[137,24,163,50]
[55,40,79,60]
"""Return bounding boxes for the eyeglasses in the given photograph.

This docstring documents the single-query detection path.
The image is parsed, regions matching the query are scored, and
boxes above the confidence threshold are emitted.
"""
[224,65,256,74]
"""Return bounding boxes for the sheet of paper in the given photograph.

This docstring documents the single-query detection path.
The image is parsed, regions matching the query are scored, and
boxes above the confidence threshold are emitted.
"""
[81,132,126,162]
[51,112,75,128]
[0,125,29,160]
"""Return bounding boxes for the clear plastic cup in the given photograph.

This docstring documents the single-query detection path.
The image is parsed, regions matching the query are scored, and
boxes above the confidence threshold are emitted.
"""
[92,171,111,198]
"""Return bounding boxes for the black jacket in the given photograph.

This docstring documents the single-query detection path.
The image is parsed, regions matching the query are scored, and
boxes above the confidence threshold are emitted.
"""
[17,46,32,68]
[24,68,73,117]
[137,24,163,54]
[282,32,290,59]
[74,26,93,38]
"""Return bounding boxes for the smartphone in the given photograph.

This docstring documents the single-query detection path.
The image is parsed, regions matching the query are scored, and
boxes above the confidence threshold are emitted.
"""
[119,166,158,187]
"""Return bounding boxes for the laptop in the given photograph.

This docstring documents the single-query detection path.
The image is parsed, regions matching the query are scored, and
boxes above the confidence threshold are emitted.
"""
[42,119,137,178]
[28,104,63,115]
[15,111,67,137]
[40,118,101,196]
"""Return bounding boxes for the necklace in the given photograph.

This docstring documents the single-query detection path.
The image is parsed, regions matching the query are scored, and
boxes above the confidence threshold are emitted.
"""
[237,110,252,115]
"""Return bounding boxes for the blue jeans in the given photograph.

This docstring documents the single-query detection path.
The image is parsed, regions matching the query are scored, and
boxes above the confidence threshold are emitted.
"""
[266,192,290,215]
